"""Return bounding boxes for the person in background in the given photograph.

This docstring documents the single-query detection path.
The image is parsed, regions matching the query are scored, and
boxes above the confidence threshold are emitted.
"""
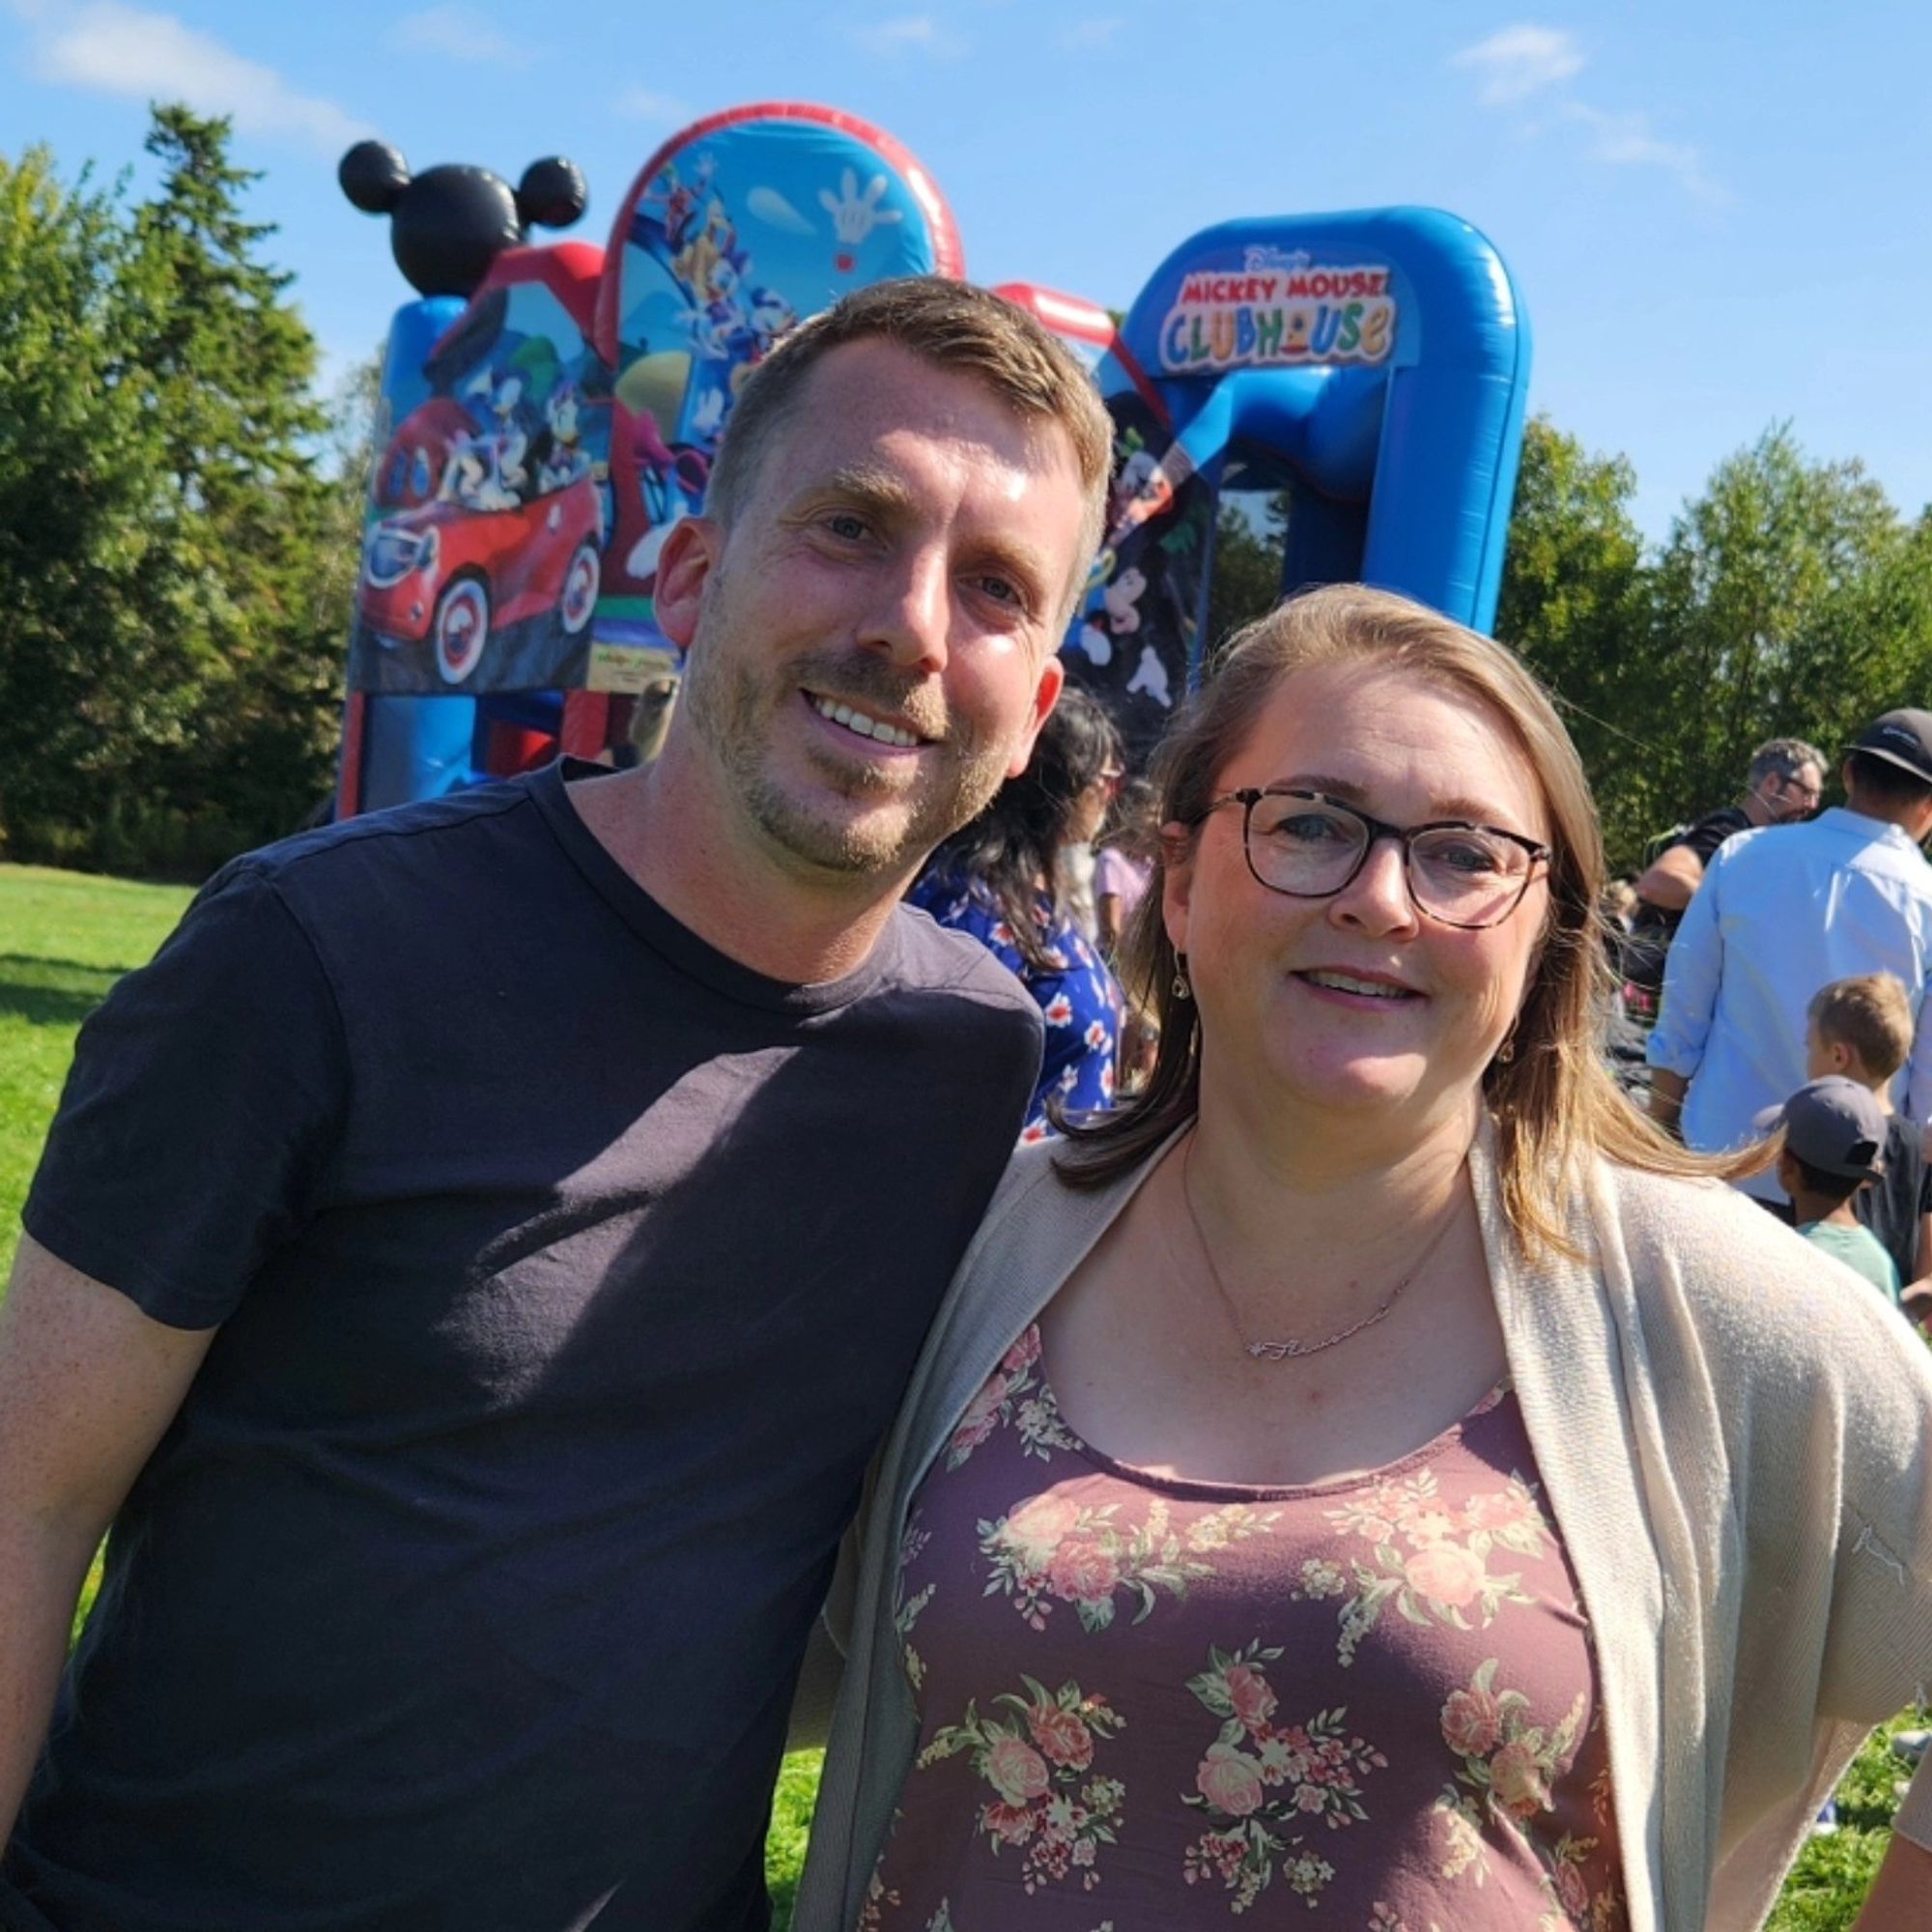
[797,585,1932,1932]
[1051,739,1122,946]
[1806,973,1931,1294]
[1648,710,1932,1201]
[628,670,681,765]
[1095,775,1162,1092]
[1621,736,1825,1011]
[1758,1076,1901,1303]
[1094,775,1158,956]
[912,687,1124,1142]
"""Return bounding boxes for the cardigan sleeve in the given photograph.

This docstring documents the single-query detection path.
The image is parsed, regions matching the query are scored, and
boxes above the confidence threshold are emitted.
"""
[1899,1758,1932,1852]
[1818,1304,1932,1737]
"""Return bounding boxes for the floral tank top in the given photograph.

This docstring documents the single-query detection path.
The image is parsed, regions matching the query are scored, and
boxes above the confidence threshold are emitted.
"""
[860,1325,1627,1932]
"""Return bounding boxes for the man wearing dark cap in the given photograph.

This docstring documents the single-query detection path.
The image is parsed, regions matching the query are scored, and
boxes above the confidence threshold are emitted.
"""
[1650,710,1932,1204]
[1757,1075,1901,1301]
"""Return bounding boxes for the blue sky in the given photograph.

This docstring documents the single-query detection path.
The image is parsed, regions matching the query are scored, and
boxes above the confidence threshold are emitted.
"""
[2,0,1925,542]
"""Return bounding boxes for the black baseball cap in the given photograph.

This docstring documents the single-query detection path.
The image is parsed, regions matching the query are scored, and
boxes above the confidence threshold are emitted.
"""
[1847,710,1932,786]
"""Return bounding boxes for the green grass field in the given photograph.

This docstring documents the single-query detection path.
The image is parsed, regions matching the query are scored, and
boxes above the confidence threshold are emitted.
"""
[0,860,1915,1927]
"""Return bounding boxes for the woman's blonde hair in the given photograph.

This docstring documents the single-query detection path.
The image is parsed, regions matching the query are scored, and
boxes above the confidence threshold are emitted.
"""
[1057,583,1757,1255]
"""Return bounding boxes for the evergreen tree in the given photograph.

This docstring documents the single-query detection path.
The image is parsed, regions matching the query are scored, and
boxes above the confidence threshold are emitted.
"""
[0,107,352,873]
[0,146,175,853]
[122,105,343,858]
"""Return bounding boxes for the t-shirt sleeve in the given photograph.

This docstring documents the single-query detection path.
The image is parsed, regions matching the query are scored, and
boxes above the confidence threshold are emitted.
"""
[1677,809,1747,867]
[22,862,351,1329]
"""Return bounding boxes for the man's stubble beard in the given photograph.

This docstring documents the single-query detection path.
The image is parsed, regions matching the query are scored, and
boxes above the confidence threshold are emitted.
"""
[681,588,1019,880]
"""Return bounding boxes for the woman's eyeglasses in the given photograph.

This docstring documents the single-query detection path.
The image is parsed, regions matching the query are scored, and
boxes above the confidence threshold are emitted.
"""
[1192,787,1550,930]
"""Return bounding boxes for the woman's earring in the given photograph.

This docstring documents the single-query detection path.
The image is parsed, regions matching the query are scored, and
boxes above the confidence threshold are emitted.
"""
[1171,952,1192,1001]
[1494,1022,1518,1065]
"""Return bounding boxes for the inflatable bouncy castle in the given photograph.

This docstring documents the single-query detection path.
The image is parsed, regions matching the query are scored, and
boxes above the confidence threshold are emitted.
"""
[333,107,1530,810]
[1005,213,1530,753]
[335,104,958,814]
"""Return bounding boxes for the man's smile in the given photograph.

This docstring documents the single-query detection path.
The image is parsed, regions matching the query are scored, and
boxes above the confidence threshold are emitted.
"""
[804,688,933,753]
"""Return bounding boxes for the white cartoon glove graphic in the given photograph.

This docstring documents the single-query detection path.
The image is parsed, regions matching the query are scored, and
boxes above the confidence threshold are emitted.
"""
[818,169,903,247]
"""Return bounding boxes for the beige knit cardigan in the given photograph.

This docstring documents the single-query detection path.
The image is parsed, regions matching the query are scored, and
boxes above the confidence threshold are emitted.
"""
[792,1124,1932,1932]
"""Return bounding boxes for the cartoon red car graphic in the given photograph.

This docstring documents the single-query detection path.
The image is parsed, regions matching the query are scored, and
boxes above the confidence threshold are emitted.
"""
[356,472,603,685]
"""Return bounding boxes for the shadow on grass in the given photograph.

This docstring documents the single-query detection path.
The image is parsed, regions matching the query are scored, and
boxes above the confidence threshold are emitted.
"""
[0,953,125,1030]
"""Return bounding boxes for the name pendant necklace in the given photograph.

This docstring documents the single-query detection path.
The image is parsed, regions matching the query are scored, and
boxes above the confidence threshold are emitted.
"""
[1179,1140,1464,1362]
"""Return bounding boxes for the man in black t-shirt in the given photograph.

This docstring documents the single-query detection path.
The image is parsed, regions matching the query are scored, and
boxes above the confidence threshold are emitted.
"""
[0,281,1115,1931]
[1621,736,1827,1009]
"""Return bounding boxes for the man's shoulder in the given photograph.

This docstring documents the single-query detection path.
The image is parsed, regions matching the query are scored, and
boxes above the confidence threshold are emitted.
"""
[199,780,565,960]
[890,900,1042,1026]
[1702,811,1834,890]
[1677,803,1752,860]
[231,777,548,896]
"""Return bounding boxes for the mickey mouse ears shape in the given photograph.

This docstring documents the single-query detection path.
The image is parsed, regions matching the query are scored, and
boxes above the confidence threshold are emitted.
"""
[340,140,410,214]
[517,157,587,232]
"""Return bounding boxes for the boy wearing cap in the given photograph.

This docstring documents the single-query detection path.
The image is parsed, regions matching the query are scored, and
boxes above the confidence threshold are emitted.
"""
[1805,972,1932,1294]
[1649,707,1932,1198]
[1764,1076,1902,1302]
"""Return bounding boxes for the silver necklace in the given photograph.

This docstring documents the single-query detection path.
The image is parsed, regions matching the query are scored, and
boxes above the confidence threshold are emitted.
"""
[1179,1141,1464,1362]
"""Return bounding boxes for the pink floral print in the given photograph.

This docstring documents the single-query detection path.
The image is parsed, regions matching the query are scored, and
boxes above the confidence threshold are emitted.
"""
[896,1515,937,1692]
[916,1674,1126,1893]
[1308,1464,1552,1666]
[1181,1641,1387,1913]
[982,1492,1278,1634]
[875,1366,1626,1929]
[1367,1908,1445,1932]
[943,1327,1078,1470]
[1432,1657,1587,1889]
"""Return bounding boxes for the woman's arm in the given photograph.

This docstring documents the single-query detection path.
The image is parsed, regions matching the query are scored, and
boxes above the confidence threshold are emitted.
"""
[1851,1829,1932,1931]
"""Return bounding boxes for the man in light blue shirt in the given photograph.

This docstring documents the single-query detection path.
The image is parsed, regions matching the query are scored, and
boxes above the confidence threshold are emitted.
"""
[1649,710,1932,1201]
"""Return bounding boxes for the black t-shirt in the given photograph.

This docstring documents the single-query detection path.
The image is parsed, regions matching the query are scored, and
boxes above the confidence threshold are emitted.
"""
[1855,1114,1932,1286]
[8,763,1041,1932]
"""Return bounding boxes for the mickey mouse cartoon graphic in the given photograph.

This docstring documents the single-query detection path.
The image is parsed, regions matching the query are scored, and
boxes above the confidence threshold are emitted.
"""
[339,142,588,298]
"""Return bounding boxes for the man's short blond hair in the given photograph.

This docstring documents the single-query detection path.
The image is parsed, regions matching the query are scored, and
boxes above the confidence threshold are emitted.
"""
[705,276,1113,618]
[1808,973,1914,1082]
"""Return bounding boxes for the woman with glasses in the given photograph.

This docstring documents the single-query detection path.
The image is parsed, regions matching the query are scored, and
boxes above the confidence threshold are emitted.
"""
[798,586,1932,1931]
[910,686,1125,1143]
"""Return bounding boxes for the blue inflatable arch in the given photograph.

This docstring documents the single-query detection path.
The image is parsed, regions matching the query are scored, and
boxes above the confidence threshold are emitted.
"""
[1055,209,1531,753]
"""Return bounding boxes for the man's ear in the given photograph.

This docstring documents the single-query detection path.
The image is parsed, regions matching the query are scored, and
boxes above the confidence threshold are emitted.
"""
[651,516,723,652]
[1003,655,1065,779]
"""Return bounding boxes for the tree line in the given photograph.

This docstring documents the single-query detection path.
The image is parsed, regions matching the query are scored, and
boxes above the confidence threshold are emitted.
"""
[0,106,365,878]
[1209,417,1932,872]
[3,109,1929,879]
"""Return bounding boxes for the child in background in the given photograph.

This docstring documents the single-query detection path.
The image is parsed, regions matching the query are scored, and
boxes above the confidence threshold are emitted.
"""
[1757,1076,1901,1303]
[1093,777,1157,957]
[1094,778,1160,1093]
[1805,974,1931,1296]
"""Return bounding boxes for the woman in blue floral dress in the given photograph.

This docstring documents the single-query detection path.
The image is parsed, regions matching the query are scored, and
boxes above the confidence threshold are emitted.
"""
[910,688,1123,1142]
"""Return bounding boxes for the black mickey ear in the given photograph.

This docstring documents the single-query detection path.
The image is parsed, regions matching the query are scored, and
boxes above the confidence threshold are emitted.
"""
[341,140,411,214]
[515,156,587,232]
